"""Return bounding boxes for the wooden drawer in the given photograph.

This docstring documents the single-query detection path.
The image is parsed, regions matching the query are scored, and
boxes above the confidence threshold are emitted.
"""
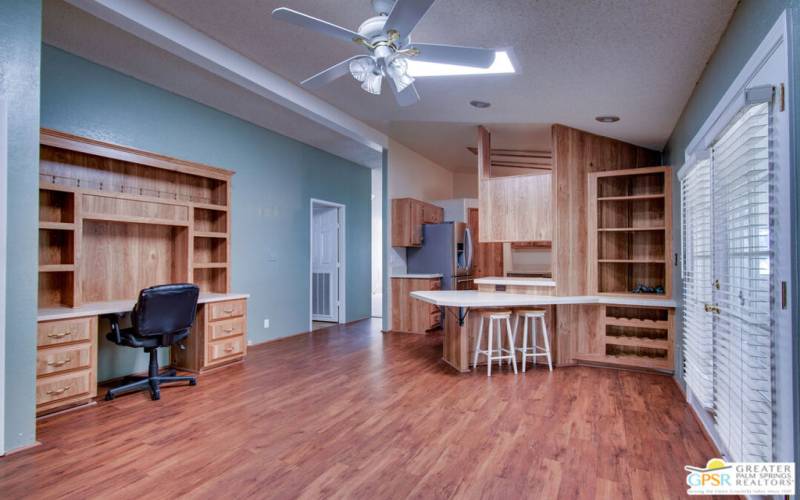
[209,317,245,341]
[36,370,91,406]
[37,344,92,376]
[37,317,93,347]
[209,299,246,321]
[207,335,244,364]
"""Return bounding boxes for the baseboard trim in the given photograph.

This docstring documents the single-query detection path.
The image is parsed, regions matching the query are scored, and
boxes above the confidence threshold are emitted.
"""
[1,440,42,457]
[249,318,372,349]
[672,378,723,458]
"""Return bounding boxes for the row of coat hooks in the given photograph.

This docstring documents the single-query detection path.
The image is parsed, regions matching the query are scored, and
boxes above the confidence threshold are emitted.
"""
[40,173,214,204]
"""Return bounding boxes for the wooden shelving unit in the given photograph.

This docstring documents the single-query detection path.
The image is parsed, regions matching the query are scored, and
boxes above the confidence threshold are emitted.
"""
[587,166,672,297]
[38,128,235,305]
[574,305,675,372]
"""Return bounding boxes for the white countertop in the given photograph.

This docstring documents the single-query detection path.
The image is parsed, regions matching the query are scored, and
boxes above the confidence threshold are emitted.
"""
[391,274,443,279]
[410,290,676,308]
[474,277,557,287]
[38,292,251,321]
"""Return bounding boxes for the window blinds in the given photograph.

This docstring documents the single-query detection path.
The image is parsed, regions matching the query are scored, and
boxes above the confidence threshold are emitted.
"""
[681,158,714,408]
[710,102,772,462]
[681,101,774,463]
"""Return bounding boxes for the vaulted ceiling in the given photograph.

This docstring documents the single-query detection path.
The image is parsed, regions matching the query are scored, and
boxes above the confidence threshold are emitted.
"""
[45,0,737,170]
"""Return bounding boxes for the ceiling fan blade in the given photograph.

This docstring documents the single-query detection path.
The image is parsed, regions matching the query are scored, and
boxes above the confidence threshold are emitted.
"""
[391,81,420,107]
[384,0,435,36]
[301,56,363,90]
[272,7,365,44]
[412,43,496,68]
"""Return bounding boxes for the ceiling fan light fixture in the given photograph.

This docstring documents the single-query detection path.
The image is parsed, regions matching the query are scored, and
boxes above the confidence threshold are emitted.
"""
[387,56,415,92]
[361,72,384,95]
[349,57,376,83]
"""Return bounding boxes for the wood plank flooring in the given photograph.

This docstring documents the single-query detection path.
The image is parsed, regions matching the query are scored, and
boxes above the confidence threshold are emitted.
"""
[0,318,719,499]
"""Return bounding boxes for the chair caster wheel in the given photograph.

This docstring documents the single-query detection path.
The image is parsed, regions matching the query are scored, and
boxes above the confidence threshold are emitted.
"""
[189,380,197,386]
[105,392,115,401]
[151,392,160,401]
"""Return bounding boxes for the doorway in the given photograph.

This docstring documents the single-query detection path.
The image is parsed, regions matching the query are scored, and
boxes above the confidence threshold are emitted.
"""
[310,199,345,332]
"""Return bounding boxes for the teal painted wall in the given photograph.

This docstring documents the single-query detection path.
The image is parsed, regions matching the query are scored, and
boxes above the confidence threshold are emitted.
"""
[41,45,372,381]
[1,0,41,452]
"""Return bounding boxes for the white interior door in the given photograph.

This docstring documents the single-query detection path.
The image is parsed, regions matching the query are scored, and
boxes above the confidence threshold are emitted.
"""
[312,206,339,322]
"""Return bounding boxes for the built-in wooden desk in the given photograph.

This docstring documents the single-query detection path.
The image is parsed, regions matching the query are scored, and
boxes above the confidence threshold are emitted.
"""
[35,129,249,415]
[36,293,249,415]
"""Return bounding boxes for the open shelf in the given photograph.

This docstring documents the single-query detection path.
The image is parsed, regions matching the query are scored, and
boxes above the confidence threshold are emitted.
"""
[194,267,227,293]
[597,170,665,197]
[39,222,75,231]
[38,271,75,308]
[589,167,671,296]
[40,189,75,224]
[39,229,75,266]
[193,263,227,269]
[194,207,227,233]
[194,235,227,265]
[193,231,228,239]
[597,193,664,201]
[597,227,666,232]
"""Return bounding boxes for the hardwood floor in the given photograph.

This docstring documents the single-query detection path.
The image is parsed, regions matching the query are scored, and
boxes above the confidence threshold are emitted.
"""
[0,318,718,499]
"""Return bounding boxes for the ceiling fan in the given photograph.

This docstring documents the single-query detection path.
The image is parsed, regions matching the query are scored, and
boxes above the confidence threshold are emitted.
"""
[272,0,497,106]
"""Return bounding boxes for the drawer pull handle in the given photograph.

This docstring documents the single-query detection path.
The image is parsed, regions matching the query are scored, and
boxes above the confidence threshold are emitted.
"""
[223,307,235,313]
[47,357,72,367]
[46,386,71,396]
[224,345,235,352]
[223,327,234,333]
[47,331,72,339]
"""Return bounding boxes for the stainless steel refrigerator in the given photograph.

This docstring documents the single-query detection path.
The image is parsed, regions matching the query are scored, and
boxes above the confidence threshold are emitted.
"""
[407,222,473,290]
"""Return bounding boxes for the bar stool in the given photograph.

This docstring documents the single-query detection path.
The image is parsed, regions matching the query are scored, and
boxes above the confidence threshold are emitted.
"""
[472,310,517,376]
[514,309,553,372]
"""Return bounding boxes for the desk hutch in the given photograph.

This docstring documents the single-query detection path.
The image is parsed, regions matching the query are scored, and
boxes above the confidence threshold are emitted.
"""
[36,129,248,415]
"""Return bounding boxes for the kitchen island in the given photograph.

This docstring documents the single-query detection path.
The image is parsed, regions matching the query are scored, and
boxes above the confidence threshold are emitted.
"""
[412,277,676,373]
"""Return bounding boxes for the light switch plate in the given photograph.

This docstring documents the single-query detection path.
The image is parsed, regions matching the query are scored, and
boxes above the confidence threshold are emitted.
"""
[263,319,269,328]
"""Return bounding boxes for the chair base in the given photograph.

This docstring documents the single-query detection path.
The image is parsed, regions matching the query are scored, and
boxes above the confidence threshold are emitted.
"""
[105,348,196,401]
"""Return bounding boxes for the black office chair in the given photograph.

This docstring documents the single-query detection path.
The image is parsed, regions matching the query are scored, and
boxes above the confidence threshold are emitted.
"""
[105,283,200,401]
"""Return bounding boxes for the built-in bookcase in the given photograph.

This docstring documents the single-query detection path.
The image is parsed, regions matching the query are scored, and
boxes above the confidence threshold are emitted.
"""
[588,166,672,297]
[37,129,234,308]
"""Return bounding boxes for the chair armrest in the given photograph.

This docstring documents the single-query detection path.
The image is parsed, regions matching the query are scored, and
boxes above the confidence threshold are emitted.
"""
[107,313,124,344]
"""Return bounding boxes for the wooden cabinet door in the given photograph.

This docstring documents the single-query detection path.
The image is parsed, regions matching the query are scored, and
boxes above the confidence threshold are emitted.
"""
[468,208,503,278]
[422,203,444,224]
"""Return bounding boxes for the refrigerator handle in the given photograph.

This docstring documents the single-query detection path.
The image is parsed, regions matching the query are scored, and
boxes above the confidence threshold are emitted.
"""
[464,226,474,272]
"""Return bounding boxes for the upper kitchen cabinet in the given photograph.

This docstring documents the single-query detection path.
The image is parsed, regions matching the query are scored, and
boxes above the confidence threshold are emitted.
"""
[477,126,553,242]
[391,198,444,247]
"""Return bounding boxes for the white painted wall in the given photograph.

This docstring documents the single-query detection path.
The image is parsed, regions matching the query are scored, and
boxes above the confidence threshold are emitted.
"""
[452,172,479,198]
[385,140,454,328]
[387,139,454,276]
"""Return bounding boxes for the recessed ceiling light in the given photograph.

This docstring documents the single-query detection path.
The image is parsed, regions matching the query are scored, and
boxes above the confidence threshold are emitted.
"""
[595,115,620,123]
[470,100,491,109]
[407,50,516,78]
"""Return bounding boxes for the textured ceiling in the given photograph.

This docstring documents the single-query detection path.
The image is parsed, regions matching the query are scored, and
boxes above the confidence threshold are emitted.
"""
[45,0,737,172]
[146,0,737,170]
[43,0,381,169]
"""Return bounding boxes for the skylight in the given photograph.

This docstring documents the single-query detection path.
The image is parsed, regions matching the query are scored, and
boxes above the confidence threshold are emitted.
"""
[407,50,516,78]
